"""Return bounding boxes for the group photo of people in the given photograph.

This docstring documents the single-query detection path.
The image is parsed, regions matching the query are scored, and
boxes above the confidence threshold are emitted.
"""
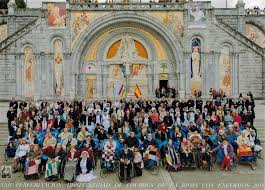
[5,91,262,183]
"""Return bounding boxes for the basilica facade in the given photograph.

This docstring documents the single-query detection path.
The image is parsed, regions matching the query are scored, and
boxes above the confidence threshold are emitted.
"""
[0,0,264,100]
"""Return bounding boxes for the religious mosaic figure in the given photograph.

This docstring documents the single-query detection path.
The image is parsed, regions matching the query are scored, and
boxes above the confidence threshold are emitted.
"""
[72,12,90,40]
[188,4,207,28]
[48,3,66,27]
[219,46,231,96]
[191,39,202,94]
[0,24,7,42]
[108,35,148,96]
[164,13,184,34]
[246,24,265,48]
[53,40,64,96]
[24,47,35,97]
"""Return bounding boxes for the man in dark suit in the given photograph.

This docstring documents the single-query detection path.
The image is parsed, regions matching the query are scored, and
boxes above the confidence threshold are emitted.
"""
[9,97,18,113]
[187,96,195,109]
[196,97,203,113]
[54,115,65,131]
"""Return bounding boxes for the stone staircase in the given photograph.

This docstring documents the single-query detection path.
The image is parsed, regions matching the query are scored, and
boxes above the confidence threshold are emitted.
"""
[0,17,40,53]
[0,122,8,146]
[215,18,265,58]
[254,104,265,144]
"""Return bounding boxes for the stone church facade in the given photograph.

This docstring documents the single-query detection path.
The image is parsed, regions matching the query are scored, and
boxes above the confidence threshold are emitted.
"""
[0,0,264,100]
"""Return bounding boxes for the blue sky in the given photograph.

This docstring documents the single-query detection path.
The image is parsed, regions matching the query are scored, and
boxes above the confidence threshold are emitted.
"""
[26,0,265,9]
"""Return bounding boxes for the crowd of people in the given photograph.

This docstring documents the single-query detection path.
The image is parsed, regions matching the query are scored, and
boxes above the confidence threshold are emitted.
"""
[155,87,177,98]
[5,91,262,183]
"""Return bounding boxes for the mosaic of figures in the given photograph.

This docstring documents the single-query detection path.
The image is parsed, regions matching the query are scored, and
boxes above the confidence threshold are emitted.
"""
[188,3,207,28]
[0,24,7,42]
[107,35,148,96]
[191,39,202,95]
[146,12,184,34]
[53,40,64,96]
[71,12,109,47]
[246,23,265,48]
[219,46,231,96]
[47,3,66,28]
[24,47,35,97]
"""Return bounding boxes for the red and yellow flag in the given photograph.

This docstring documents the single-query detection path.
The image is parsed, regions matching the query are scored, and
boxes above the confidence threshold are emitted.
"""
[134,84,142,98]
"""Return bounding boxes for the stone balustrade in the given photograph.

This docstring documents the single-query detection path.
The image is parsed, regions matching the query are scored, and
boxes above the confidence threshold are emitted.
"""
[0,9,8,16]
[246,9,265,15]
[69,1,185,10]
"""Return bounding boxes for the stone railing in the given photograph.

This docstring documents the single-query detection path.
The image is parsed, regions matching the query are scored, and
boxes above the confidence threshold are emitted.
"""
[0,9,8,16]
[246,9,265,15]
[69,1,185,10]
[215,18,265,57]
[0,18,40,52]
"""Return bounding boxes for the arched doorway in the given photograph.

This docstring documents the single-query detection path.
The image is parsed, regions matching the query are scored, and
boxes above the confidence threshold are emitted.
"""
[71,12,184,99]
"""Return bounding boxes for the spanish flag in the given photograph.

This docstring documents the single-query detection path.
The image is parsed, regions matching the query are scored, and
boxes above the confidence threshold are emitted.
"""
[134,84,142,98]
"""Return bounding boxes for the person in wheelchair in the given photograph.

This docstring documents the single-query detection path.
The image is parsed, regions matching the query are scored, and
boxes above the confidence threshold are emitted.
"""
[248,129,262,157]
[101,135,117,171]
[12,138,30,173]
[118,145,134,182]
[165,139,182,171]
[198,139,212,169]
[236,131,252,156]
[24,144,42,179]
[180,138,195,168]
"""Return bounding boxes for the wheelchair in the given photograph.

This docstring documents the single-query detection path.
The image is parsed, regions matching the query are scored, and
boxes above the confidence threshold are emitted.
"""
[198,151,213,171]
[118,159,135,183]
[100,158,119,178]
[180,150,196,170]
[23,158,41,180]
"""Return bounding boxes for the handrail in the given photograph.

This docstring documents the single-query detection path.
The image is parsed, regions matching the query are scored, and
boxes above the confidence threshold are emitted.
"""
[215,18,264,57]
[0,18,39,52]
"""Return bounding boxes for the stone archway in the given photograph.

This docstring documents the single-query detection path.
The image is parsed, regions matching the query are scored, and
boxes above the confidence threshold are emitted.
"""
[71,12,184,99]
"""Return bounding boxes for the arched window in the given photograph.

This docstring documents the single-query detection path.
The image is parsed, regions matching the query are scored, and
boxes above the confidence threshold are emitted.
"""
[53,39,64,96]
[191,38,202,96]
[23,46,35,97]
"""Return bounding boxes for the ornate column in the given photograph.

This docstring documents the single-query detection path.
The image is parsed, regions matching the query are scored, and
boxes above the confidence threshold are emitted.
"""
[33,53,42,101]
[146,63,154,97]
[214,52,220,90]
[153,61,159,91]
[183,51,190,98]
[16,53,23,99]
[102,65,109,99]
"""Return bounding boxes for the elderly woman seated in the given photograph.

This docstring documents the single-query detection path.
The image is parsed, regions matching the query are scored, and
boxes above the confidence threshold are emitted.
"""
[24,144,42,179]
[58,127,71,150]
[101,135,117,169]
[77,127,89,146]
[64,145,80,182]
[44,143,65,181]
[181,138,195,167]
[42,132,57,156]
[12,138,30,172]
[236,131,253,156]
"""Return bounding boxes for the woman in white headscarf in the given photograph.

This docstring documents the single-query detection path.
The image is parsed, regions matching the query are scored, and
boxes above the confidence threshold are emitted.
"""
[75,150,96,182]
